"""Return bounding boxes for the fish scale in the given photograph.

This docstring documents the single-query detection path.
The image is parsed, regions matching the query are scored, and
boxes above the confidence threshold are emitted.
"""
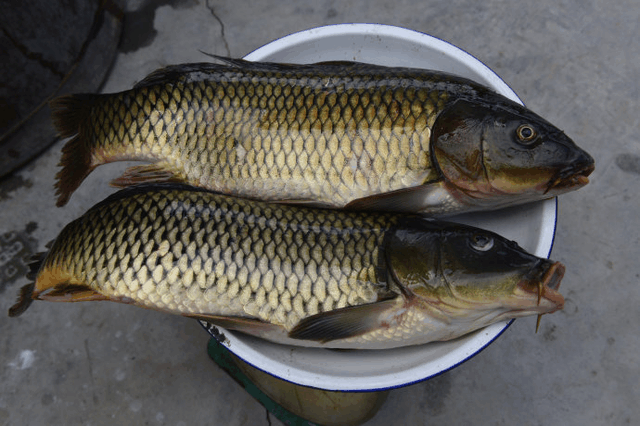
[53,60,449,207]
[39,186,393,329]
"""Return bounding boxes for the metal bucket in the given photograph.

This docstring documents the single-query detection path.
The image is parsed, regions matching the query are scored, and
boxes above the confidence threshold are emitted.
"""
[200,23,558,392]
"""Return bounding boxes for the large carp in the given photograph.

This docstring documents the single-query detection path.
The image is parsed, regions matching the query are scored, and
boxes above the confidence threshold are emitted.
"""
[51,58,594,214]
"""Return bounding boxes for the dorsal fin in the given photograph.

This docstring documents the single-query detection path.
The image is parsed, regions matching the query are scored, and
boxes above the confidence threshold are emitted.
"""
[200,52,371,73]
[133,62,233,88]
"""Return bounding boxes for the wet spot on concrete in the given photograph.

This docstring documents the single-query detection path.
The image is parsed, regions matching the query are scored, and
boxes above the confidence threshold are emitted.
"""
[0,407,8,424]
[561,295,579,316]
[293,6,315,15]
[41,393,54,406]
[25,221,37,234]
[115,368,126,381]
[418,372,451,416]
[543,324,557,341]
[129,400,143,412]
[0,224,39,293]
[615,153,640,175]
[0,174,33,202]
[53,367,68,386]
[53,361,75,387]
[119,0,199,53]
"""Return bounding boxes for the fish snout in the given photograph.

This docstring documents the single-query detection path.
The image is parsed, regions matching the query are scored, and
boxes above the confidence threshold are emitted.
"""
[517,260,565,313]
[548,146,595,192]
[535,261,565,311]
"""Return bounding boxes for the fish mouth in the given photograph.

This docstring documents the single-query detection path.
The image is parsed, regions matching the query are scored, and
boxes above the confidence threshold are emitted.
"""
[517,261,565,312]
[546,157,595,193]
[536,261,565,310]
[530,261,565,332]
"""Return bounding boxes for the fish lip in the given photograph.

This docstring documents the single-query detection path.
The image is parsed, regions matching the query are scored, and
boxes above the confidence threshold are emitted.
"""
[518,261,565,312]
[546,162,595,193]
[539,261,566,310]
[542,261,565,293]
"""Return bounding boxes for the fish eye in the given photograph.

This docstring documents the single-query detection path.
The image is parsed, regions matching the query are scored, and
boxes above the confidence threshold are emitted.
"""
[470,233,494,252]
[516,124,538,144]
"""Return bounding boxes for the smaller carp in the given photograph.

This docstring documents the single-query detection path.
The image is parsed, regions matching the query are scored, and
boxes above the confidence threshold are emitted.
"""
[9,184,565,349]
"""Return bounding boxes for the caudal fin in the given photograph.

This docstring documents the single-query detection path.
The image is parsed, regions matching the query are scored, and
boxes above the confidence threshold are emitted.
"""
[8,252,46,317]
[50,94,98,207]
[8,246,114,317]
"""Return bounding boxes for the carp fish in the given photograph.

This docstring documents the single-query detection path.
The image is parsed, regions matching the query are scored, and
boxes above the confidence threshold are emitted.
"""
[50,57,594,215]
[10,184,565,349]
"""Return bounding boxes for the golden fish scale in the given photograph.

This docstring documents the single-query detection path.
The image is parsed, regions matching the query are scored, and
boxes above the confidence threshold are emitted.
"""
[90,70,449,205]
[42,188,396,329]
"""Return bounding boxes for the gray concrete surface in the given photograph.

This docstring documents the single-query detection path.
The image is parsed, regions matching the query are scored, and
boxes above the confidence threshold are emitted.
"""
[1,0,637,425]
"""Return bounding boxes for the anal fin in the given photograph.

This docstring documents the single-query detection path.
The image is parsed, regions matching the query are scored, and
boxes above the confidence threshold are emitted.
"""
[110,163,185,188]
[37,284,111,302]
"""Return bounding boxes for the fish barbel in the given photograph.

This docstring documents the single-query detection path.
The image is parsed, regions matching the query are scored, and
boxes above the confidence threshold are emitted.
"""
[9,184,565,349]
[50,57,594,214]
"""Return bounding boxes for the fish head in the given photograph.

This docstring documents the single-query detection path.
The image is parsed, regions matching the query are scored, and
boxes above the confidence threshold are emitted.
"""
[431,99,595,209]
[387,220,565,325]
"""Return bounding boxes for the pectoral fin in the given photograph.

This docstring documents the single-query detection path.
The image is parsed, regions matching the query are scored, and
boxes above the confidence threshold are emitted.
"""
[344,182,450,213]
[288,298,403,343]
[110,163,185,188]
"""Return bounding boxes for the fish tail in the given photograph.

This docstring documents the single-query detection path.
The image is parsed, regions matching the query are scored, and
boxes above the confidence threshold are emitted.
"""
[50,94,99,207]
[54,134,96,207]
[8,252,46,317]
[8,246,114,317]
[26,251,47,280]
[8,283,36,317]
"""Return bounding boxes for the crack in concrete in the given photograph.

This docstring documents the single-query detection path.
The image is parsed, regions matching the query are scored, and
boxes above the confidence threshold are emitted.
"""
[84,339,99,405]
[1,27,65,78]
[205,0,231,56]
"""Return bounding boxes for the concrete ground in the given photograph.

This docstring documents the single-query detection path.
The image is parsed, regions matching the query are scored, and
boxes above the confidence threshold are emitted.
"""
[1,0,638,425]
